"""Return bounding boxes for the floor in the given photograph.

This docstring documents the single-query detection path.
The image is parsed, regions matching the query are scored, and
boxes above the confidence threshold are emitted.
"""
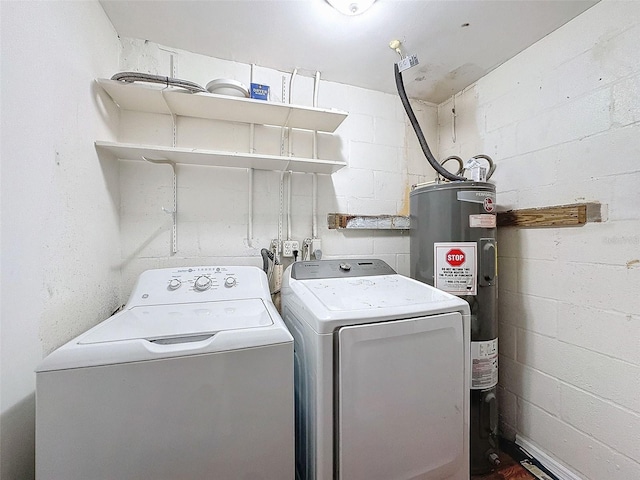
[471,452,537,480]
[471,439,558,480]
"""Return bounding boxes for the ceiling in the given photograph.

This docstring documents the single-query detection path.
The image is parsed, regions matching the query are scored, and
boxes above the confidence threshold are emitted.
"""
[99,0,598,104]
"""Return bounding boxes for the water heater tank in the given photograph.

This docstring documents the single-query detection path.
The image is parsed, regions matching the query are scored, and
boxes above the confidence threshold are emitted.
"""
[410,181,499,475]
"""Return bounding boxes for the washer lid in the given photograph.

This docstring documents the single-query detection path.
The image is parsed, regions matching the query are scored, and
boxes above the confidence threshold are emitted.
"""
[80,299,272,344]
[36,298,292,372]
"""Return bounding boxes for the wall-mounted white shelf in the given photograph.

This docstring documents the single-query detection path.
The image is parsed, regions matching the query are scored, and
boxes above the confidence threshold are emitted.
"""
[95,141,347,174]
[96,79,348,133]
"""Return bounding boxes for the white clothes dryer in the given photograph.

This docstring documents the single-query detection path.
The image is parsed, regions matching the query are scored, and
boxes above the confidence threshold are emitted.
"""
[281,259,471,480]
[36,266,293,480]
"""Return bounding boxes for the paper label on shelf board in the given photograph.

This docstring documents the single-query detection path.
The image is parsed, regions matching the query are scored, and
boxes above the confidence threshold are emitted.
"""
[434,242,477,296]
[469,214,496,228]
[471,339,498,389]
[250,83,270,100]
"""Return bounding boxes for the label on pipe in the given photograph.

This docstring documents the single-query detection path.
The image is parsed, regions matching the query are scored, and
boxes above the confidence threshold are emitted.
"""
[471,338,499,389]
[397,54,419,72]
[434,242,477,296]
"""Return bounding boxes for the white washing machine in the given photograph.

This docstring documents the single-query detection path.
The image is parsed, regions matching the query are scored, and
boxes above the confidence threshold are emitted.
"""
[36,266,294,480]
[281,259,471,480]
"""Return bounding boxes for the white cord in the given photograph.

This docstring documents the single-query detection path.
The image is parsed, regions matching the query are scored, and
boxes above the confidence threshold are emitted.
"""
[312,71,321,239]
[287,171,292,240]
[452,94,457,144]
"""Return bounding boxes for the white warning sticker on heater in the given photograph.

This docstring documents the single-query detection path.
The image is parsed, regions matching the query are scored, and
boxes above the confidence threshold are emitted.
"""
[434,242,477,296]
[471,339,498,390]
[469,214,496,228]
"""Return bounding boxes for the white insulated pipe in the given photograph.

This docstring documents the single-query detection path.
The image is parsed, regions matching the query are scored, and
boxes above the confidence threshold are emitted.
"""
[287,171,293,240]
[312,71,321,238]
[286,69,297,242]
[312,174,318,238]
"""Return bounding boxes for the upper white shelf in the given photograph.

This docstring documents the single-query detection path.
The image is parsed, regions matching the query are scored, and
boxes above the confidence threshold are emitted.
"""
[96,78,348,133]
[95,141,347,175]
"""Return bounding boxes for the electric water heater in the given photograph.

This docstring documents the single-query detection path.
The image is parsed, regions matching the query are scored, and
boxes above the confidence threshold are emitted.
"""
[410,181,499,475]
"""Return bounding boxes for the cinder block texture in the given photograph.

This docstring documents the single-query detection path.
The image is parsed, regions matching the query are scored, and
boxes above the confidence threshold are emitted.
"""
[436,1,640,477]
[117,40,421,291]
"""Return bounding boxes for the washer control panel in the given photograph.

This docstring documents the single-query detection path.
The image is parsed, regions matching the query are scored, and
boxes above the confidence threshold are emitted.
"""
[126,266,267,307]
[291,259,396,280]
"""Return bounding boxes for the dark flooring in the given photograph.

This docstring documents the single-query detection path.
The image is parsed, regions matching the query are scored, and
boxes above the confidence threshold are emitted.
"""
[471,439,558,480]
[471,452,537,480]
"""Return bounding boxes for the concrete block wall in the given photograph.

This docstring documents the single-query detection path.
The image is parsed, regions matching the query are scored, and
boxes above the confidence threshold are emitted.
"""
[115,39,438,294]
[0,2,122,478]
[436,1,640,478]
[7,3,637,479]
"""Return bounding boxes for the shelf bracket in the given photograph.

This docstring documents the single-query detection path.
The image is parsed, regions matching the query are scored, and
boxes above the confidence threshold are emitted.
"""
[143,156,178,254]
[160,89,178,147]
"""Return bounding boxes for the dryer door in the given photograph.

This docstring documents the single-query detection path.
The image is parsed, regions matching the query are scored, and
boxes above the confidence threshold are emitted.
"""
[336,312,466,480]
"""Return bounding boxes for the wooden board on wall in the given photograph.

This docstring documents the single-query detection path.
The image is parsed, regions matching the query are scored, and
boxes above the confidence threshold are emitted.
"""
[327,203,604,230]
[327,213,410,230]
[496,203,603,228]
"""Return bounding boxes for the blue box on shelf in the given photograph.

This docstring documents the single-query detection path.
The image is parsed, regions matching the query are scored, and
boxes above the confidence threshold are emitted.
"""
[250,83,270,100]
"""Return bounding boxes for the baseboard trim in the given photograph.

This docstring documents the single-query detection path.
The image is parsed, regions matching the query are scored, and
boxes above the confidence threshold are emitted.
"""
[515,435,584,480]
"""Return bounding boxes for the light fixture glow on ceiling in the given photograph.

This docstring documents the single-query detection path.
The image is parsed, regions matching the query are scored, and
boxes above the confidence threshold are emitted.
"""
[326,0,376,16]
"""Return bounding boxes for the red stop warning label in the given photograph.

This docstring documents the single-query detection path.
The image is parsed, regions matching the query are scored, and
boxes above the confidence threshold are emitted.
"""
[435,242,477,295]
[446,249,466,267]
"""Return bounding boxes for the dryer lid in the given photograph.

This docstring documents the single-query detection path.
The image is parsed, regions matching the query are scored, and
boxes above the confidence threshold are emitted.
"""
[286,273,469,333]
[80,298,272,344]
[302,275,452,312]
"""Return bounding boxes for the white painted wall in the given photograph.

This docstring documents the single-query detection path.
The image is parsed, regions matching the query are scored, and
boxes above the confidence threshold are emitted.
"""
[11,2,636,479]
[113,39,437,295]
[437,1,640,478]
[0,2,121,478]
[0,5,437,476]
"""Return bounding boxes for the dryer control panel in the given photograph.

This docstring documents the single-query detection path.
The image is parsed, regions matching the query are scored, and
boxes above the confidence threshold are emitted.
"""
[125,266,270,307]
[291,259,396,280]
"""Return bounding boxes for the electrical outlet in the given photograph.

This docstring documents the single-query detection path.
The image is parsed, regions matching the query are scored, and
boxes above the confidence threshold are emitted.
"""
[283,240,299,258]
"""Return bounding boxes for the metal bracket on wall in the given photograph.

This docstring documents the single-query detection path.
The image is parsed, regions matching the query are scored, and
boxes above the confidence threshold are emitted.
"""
[142,156,178,254]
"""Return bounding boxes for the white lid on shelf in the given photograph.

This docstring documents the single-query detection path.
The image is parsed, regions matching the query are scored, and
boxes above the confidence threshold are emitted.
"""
[205,78,249,97]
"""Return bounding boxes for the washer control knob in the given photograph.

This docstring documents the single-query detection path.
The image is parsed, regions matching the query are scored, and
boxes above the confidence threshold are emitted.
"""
[339,262,352,272]
[168,278,182,290]
[224,277,237,288]
[194,276,212,291]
